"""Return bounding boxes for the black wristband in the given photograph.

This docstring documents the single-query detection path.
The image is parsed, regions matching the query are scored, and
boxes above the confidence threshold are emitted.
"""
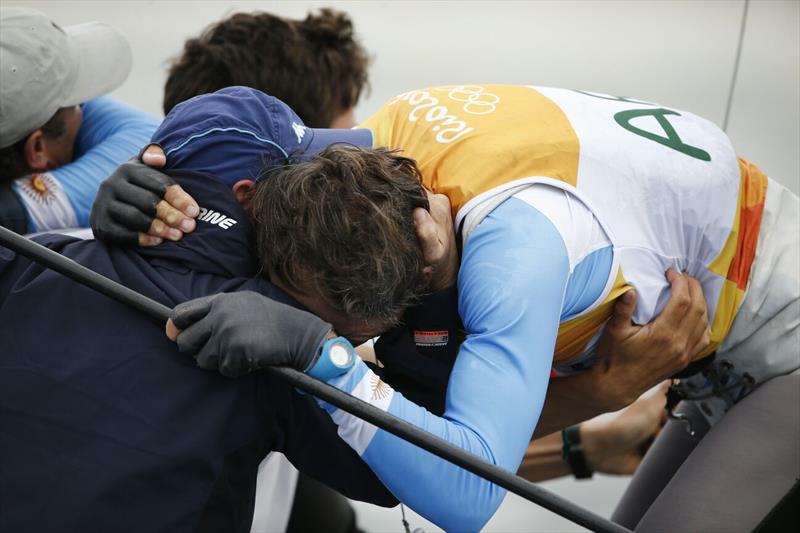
[561,425,594,480]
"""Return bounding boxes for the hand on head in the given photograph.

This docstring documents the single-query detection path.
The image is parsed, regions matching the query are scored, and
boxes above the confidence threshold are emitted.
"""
[89,144,199,246]
[135,145,199,246]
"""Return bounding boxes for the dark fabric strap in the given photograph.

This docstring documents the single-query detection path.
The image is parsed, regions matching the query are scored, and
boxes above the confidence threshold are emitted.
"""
[562,425,594,479]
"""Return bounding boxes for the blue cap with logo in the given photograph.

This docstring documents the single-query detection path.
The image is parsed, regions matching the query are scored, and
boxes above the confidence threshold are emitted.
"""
[151,86,374,186]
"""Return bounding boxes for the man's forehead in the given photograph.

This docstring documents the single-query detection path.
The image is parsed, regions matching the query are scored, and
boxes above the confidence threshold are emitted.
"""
[286,282,388,341]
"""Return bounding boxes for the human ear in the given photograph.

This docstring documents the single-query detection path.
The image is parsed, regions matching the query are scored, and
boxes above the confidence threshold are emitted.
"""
[232,179,256,208]
[23,130,48,171]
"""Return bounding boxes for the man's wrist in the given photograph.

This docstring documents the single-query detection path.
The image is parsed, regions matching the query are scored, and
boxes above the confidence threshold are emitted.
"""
[306,334,356,381]
[575,416,610,473]
[304,330,337,370]
[583,364,642,413]
[570,368,616,412]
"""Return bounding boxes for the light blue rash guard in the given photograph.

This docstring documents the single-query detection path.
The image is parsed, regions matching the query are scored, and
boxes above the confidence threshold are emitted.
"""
[318,197,612,532]
[11,97,158,232]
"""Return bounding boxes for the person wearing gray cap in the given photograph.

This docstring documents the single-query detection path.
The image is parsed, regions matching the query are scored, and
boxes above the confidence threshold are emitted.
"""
[0,6,158,234]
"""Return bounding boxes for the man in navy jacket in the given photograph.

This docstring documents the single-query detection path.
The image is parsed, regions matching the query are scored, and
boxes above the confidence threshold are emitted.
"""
[0,164,395,532]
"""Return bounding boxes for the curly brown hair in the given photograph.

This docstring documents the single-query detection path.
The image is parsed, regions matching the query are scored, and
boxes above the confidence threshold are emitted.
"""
[163,9,370,127]
[249,146,429,326]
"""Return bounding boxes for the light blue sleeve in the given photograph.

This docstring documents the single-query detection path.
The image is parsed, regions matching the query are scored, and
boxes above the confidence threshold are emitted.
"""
[43,97,159,229]
[319,198,570,531]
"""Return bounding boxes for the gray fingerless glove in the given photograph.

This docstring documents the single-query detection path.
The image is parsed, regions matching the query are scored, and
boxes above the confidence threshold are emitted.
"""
[171,291,333,378]
[90,157,174,245]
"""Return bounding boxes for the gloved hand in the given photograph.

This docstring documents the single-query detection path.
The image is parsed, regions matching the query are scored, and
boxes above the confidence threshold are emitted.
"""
[168,291,333,378]
[89,145,199,246]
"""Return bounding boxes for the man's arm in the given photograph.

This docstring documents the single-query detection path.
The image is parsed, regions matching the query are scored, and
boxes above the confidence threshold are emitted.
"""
[168,197,569,532]
[271,377,398,507]
[533,271,709,438]
[312,200,566,532]
[97,153,705,508]
[518,382,668,482]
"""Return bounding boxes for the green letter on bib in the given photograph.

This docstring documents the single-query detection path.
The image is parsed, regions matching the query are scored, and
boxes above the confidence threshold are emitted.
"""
[614,108,711,161]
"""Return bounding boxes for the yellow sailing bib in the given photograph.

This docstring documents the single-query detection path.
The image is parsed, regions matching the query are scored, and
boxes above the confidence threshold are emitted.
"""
[361,85,766,364]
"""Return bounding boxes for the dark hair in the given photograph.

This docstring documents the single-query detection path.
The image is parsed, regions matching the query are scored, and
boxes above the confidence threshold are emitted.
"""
[250,146,429,326]
[0,109,69,183]
[163,9,370,127]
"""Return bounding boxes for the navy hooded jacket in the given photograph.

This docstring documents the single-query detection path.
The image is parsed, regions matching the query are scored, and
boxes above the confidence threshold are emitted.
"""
[0,170,396,533]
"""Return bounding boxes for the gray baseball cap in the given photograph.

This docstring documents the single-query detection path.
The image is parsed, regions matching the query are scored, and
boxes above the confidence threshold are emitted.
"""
[0,7,132,148]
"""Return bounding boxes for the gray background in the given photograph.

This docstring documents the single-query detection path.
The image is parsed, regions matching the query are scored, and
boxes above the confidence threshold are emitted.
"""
[8,1,799,531]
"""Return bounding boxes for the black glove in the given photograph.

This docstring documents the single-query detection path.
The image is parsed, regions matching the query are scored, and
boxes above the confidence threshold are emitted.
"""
[90,158,174,245]
[171,291,333,378]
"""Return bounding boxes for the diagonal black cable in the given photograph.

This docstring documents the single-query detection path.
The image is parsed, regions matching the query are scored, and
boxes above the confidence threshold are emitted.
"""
[0,224,630,533]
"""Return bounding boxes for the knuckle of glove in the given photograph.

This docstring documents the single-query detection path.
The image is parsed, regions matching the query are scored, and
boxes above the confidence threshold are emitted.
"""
[196,351,221,372]
[218,354,248,378]
[89,208,107,237]
[90,214,127,245]
[96,179,114,200]
[175,334,198,356]
[214,354,235,377]
[90,186,113,223]
[172,296,214,330]
[117,162,141,186]
[147,173,172,197]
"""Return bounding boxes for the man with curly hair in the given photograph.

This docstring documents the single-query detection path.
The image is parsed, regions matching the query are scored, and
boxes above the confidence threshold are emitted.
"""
[163,9,369,128]
[93,86,748,531]
[155,10,373,532]
[135,85,797,532]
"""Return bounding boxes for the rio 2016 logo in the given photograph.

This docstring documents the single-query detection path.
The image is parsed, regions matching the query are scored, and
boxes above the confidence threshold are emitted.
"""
[387,85,501,144]
[440,86,501,115]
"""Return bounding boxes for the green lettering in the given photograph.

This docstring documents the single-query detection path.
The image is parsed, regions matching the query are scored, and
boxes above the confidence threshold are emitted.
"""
[614,108,711,161]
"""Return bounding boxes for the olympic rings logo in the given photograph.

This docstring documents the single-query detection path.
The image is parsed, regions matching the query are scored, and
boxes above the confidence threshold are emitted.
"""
[441,86,501,115]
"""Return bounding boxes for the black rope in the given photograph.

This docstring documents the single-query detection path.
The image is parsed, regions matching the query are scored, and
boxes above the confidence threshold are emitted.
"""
[0,225,630,533]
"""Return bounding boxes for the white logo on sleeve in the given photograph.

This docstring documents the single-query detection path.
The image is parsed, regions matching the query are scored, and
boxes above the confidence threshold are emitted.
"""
[198,207,238,230]
[291,122,306,144]
[13,172,77,231]
[329,369,394,455]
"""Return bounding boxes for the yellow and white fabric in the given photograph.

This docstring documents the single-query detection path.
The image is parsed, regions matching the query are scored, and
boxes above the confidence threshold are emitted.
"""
[362,84,771,366]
